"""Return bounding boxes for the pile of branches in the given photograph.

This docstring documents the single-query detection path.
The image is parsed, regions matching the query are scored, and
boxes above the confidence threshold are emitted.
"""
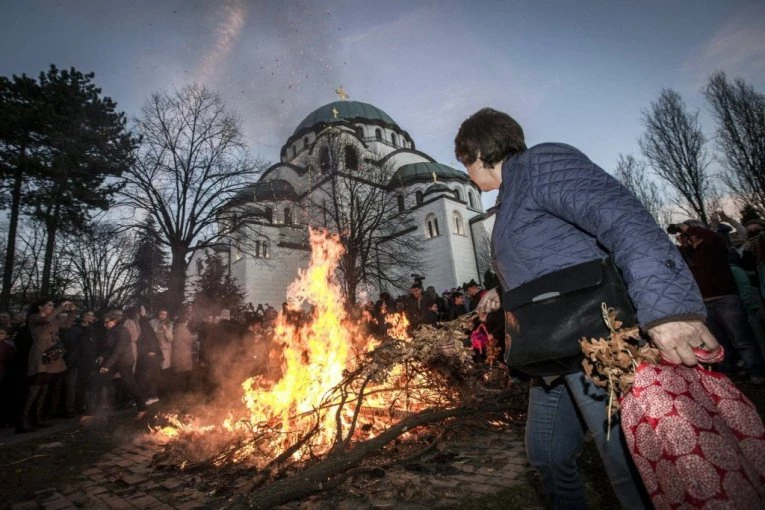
[151,314,525,508]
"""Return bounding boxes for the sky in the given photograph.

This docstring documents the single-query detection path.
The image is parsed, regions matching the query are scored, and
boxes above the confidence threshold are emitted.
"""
[2,0,764,209]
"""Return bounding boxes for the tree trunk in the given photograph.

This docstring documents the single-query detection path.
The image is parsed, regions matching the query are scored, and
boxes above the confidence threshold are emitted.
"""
[168,243,189,313]
[0,166,24,309]
[40,203,60,296]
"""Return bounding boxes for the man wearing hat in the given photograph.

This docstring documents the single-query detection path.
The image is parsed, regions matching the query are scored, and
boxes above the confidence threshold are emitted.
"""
[100,310,148,419]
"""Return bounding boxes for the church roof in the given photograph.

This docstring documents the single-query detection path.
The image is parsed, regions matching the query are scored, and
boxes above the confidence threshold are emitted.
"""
[389,162,469,188]
[293,100,399,136]
[253,179,298,202]
[424,183,452,195]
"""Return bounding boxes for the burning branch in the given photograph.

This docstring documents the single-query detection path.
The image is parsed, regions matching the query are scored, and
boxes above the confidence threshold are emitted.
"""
[150,230,516,506]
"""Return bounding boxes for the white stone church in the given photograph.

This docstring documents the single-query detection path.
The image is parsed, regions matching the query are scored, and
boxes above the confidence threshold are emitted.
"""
[193,97,493,307]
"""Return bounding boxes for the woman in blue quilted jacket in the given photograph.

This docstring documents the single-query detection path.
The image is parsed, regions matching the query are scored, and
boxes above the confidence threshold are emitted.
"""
[454,108,720,509]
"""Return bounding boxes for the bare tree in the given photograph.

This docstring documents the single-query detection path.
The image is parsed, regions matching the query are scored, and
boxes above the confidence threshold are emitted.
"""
[120,84,264,309]
[60,222,137,312]
[614,153,667,226]
[305,131,423,303]
[7,218,50,303]
[703,71,765,215]
[640,89,714,224]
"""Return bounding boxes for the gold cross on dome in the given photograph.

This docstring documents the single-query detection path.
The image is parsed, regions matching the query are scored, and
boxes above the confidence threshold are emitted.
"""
[335,86,349,101]
[331,106,339,119]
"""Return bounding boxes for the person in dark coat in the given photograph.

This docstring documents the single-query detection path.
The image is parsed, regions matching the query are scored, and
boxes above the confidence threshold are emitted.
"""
[62,310,98,416]
[99,310,147,418]
[404,283,427,329]
[446,292,468,321]
[136,306,163,403]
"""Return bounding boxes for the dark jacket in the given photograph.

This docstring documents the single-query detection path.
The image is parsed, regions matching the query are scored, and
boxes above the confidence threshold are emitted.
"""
[492,143,705,329]
[447,301,468,321]
[103,323,134,371]
[680,226,739,299]
[137,317,163,364]
[66,324,100,372]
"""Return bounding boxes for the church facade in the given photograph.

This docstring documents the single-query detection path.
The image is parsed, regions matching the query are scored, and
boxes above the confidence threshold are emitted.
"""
[194,98,493,307]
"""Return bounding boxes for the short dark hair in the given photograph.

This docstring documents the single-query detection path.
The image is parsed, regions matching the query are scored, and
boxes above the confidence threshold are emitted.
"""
[454,108,526,168]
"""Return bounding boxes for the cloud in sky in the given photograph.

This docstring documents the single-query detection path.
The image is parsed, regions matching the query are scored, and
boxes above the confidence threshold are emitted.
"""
[682,3,765,90]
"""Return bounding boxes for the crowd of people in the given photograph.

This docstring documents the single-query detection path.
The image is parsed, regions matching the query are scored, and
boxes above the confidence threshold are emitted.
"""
[0,301,289,433]
[0,277,499,435]
[670,212,765,381]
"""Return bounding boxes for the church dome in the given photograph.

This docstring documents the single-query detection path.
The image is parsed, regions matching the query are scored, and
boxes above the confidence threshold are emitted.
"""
[389,162,469,188]
[253,179,298,202]
[293,100,399,136]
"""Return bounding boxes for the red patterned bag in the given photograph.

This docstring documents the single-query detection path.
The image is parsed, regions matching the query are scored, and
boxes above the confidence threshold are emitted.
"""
[621,355,765,509]
[470,323,490,353]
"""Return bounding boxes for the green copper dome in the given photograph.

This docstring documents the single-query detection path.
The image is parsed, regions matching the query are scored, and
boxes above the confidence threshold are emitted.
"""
[293,101,399,135]
[389,162,469,188]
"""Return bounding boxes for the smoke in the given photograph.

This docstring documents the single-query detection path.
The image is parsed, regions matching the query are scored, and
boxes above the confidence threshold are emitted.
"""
[188,0,348,160]
[193,0,248,86]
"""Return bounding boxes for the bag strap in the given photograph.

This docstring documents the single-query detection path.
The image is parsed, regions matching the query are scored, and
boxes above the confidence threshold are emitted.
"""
[503,258,607,310]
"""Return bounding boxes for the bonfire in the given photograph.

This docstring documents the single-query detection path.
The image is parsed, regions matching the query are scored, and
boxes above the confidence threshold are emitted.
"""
[149,229,520,508]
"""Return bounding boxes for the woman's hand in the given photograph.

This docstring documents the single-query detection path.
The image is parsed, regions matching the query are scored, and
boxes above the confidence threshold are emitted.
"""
[476,288,500,320]
[647,320,721,365]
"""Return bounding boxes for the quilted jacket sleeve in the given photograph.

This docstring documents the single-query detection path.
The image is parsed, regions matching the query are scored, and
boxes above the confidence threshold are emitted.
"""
[524,144,706,329]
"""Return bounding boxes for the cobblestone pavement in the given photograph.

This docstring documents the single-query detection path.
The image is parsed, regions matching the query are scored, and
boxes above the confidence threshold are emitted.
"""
[5,419,534,510]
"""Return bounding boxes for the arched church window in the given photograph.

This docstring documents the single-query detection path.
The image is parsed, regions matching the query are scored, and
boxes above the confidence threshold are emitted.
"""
[397,195,405,213]
[391,133,398,147]
[303,136,309,149]
[425,214,440,239]
[375,128,382,141]
[284,207,292,225]
[255,240,270,259]
[468,191,475,208]
[416,190,423,206]
[320,146,331,173]
[265,206,273,224]
[453,211,465,236]
[345,145,358,171]
[453,188,462,201]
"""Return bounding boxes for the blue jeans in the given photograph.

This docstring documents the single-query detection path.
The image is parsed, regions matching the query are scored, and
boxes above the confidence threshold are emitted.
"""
[526,372,648,509]
[705,294,765,375]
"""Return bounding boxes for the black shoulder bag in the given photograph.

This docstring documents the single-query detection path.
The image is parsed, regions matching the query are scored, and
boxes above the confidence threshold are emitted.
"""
[501,258,636,377]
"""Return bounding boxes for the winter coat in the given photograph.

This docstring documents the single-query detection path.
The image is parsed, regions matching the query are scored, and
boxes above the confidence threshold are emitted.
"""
[137,317,163,365]
[63,324,100,372]
[150,318,174,369]
[103,323,134,373]
[492,143,706,329]
[27,313,66,376]
[171,323,196,373]
[0,339,16,381]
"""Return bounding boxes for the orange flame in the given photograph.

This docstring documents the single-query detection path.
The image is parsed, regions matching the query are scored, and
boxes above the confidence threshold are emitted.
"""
[152,228,444,464]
